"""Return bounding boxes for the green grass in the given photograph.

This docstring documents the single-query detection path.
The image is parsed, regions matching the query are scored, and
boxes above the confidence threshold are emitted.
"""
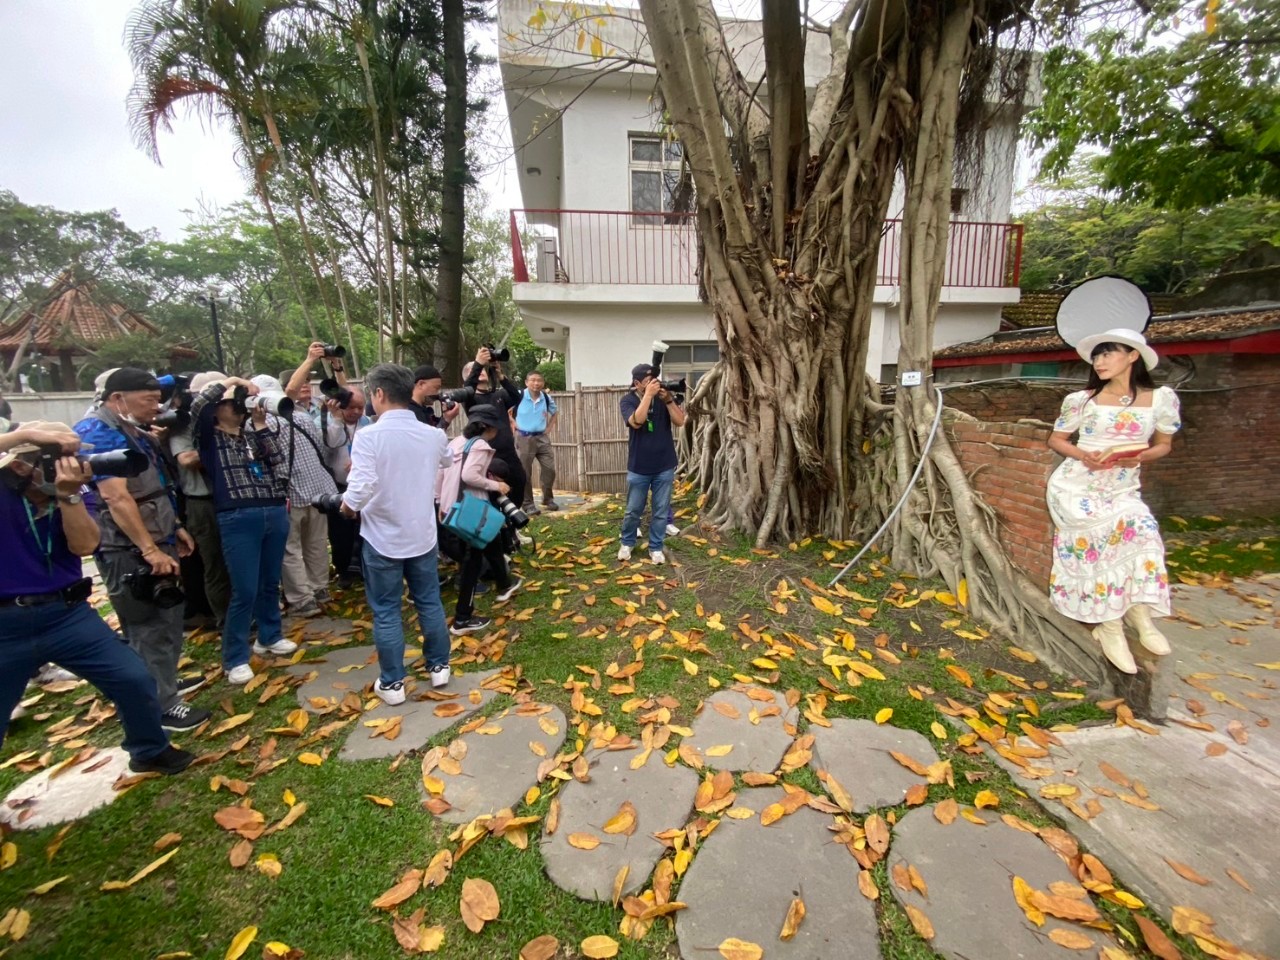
[0,490,1246,959]
[1162,513,1280,579]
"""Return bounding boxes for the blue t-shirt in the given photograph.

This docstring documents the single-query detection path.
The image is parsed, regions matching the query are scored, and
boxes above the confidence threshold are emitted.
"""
[73,415,175,541]
[619,391,677,475]
[0,486,84,598]
[514,390,557,434]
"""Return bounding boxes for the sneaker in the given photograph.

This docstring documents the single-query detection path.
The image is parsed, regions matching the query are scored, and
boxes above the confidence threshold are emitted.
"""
[336,574,355,590]
[516,532,533,547]
[650,550,666,565]
[523,503,541,516]
[430,664,451,688]
[289,601,322,619]
[450,616,492,636]
[473,580,491,596]
[35,664,78,685]
[161,702,212,732]
[665,523,681,537]
[129,745,196,776]
[177,675,207,696]
[313,589,332,604]
[253,638,299,656]
[226,664,255,685]
[617,545,633,562]
[495,578,524,603]
[374,678,406,706]
[542,499,560,512]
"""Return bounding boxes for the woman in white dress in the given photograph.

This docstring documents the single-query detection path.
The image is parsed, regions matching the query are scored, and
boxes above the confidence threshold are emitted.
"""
[1046,328,1181,674]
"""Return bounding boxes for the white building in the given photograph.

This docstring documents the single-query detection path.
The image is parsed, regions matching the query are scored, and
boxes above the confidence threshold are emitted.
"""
[498,0,1028,387]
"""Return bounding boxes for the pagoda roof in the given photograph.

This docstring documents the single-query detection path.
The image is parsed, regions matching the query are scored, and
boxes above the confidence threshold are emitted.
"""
[0,271,159,354]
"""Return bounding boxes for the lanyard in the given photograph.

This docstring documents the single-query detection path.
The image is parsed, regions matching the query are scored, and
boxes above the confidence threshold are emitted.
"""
[23,499,53,574]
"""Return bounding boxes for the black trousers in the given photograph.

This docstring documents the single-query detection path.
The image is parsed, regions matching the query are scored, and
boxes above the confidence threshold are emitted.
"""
[493,446,528,513]
[456,540,512,620]
[328,483,361,578]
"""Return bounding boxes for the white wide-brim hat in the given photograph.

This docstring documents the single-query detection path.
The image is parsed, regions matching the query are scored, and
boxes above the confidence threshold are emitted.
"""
[1075,328,1159,371]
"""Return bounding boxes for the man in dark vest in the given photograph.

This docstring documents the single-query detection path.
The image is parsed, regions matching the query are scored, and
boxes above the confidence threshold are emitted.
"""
[74,368,211,732]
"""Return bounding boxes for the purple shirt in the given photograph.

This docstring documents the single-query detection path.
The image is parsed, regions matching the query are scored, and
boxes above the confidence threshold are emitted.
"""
[0,485,84,598]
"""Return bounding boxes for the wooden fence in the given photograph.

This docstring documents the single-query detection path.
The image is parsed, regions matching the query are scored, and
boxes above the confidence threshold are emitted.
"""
[542,385,631,495]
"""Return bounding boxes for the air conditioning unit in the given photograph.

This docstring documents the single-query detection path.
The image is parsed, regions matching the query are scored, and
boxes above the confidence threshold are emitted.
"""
[535,236,559,283]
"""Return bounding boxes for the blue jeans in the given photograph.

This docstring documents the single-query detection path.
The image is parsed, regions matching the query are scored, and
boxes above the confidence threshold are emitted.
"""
[361,541,452,685]
[217,505,289,670]
[0,600,170,762]
[621,468,676,552]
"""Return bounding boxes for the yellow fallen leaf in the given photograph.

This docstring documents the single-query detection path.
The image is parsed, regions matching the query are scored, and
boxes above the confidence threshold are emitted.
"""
[930,721,947,740]
[581,934,620,958]
[905,905,935,940]
[297,752,323,766]
[568,833,601,850]
[718,937,765,960]
[1,841,16,869]
[602,801,638,836]
[779,897,806,940]
[224,926,258,960]
[364,794,395,808]
[705,744,735,758]
[31,875,69,895]
[1048,928,1093,949]
[974,790,1000,809]
[683,658,698,676]
[875,707,893,724]
[1013,876,1045,926]
[459,877,500,933]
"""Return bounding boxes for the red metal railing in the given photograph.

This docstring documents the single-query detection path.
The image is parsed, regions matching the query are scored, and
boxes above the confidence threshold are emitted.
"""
[510,210,1023,288]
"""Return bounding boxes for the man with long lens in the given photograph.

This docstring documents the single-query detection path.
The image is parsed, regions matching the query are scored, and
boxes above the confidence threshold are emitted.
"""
[410,365,463,430]
[618,362,685,565]
[73,368,210,732]
[457,347,527,516]
[340,364,453,703]
[0,422,194,774]
[318,385,367,588]
[250,375,337,617]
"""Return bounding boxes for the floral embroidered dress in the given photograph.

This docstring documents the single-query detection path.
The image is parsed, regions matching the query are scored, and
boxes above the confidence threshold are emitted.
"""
[1047,386,1181,622]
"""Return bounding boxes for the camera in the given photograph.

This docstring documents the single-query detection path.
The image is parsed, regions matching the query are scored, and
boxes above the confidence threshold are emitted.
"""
[659,377,687,394]
[651,340,670,377]
[494,494,530,529]
[156,373,192,403]
[321,344,346,358]
[244,394,294,417]
[122,567,185,609]
[440,386,476,404]
[153,407,191,430]
[36,444,149,479]
[319,377,354,409]
[311,493,346,515]
[483,344,510,363]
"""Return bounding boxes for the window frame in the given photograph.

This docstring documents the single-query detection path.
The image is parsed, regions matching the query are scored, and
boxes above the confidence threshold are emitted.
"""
[628,134,688,226]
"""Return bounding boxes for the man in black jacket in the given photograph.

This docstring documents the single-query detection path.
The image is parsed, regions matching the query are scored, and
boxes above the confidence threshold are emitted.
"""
[458,348,527,510]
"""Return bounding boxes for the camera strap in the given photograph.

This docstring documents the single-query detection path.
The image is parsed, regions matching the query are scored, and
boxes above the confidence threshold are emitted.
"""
[287,415,336,480]
[22,499,53,574]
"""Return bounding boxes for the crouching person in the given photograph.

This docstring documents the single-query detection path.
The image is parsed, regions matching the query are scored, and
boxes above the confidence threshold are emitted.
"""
[0,423,193,774]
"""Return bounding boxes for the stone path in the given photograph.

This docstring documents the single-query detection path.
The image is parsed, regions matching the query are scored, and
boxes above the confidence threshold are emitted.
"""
[682,687,797,772]
[541,749,699,901]
[811,718,941,812]
[0,747,131,831]
[423,703,567,824]
[977,579,1280,957]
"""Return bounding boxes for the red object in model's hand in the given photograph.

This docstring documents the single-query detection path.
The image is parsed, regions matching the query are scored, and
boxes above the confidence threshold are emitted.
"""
[1100,442,1149,465]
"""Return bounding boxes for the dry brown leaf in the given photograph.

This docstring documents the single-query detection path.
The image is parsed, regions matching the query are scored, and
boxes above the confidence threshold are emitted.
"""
[904,783,928,806]
[546,797,560,835]
[864,813,890,854]
[1012,876,1045,927]
[372,870,423,910]
[717,938,764,960]
[603,800,638,836]
[581,934,620,958]
[393,907,427,954]
[1028,890,1099,923]
[423,849,452,888]
[1226,720,1248,745]
[905,904,935,940]
[519,935,559,960]
[933,798,959,825]
[460,877,500,933]
[1205,742,1228,757]
[892,862,913,892]
[1225,868,1252,892]
[611,865,629,908]
[824,773,855,813]
[1047,928,1093,950]
[229,839,253,868]
[1098,760,1132,789]
[857,869,879,900]
[779,897,806,941]
[1164,858,1212,886]
[1135,915,1184,960]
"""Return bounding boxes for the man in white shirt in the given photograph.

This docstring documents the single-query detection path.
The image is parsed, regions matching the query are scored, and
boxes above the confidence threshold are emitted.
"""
[341,364,453,703]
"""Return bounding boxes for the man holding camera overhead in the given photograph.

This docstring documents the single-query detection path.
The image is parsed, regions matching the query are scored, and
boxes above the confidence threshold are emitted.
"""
[618,361,686,565]
[0,422,195,774]
[73,368,210,732]
[458,346,527,515]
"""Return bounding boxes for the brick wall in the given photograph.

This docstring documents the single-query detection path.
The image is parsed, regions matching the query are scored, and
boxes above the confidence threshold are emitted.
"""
[945,420,1057,585]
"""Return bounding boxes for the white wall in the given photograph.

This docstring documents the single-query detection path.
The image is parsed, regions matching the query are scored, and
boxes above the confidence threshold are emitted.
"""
[879,302,1006,374]
[4,392,97,425]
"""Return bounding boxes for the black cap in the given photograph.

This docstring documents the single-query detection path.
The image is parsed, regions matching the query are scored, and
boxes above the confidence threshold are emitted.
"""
[413,364,441,383]
[466,404,505,427]
[630,363,654,383]
[102,367,162,396]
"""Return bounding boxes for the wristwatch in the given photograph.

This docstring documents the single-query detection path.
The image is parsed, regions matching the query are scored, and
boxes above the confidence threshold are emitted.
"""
[58,494,83,505]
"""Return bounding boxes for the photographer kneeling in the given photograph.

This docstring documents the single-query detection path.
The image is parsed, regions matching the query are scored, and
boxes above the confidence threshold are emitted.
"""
[0,424,193,774]
[438,405,524,635]
[73,368,210,732]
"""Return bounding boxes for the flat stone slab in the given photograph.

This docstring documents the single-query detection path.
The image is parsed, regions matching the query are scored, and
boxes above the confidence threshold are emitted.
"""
[888,807,1110,960]
[683,687,797,773]
[0,747,131,830]
[675,786,880,959]
[811,719,941,812]
[541,751,699,900]
[427,703,568,824]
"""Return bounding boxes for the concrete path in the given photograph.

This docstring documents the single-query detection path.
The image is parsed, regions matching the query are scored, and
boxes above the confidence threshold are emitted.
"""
[981,579,1280,956]
[674,786,880,959]
[811,718,941,812]
[0,747,131,831]
[682,687,797,772]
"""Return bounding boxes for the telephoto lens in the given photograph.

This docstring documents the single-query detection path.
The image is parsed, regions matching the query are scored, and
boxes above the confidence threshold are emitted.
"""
[311,493,346,515]
[38,445,149,479]
[153,408,191,430]
[483,344,511,363]
[651,339,670,376]
[494,495,530,529]
[659,377,687,394]
[321,344,346,358]
[319,378,354,409]
[244,394,294,418]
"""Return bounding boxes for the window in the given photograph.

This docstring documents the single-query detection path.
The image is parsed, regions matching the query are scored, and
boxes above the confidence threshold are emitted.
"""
[950,188,967,217]
[630,135,689,224]
[658,341,719,388]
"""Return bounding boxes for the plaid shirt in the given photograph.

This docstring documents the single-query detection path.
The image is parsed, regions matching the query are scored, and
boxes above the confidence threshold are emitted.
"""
[272,411,338,503]
[191,383,289,511]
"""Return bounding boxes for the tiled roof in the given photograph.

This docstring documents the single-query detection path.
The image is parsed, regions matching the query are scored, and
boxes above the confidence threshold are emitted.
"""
[938,306,1280,359]
[1001,291,1182,329]
[0,272,159,352]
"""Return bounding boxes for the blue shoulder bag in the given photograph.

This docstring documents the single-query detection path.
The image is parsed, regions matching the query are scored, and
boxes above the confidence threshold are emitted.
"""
[441,439,506,548]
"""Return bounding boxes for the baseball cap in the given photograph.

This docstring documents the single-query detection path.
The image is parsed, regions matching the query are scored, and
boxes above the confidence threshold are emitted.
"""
[630,363,654,383]
[102,367,162,396]
[466,404,505,428]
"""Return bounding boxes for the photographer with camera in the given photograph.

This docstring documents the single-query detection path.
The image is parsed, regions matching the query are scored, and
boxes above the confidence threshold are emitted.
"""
[285,341,348,412]
[618,361,686,564]
[410,365,463,430]
[340,364,454,703]
[437,405,525,635]
[316,383,367,588]
[250,374,338,617]
[453,346,528,512]
[72,368,210,732]
[190,376,293,685]
[0,422,194,774]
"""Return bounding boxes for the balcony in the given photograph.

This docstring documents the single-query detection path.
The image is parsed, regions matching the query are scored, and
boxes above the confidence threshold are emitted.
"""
[509,209,1024,289]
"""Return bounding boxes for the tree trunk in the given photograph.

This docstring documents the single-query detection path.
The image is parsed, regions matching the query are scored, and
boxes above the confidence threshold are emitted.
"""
[435,0,468,386]
[301,161,362,375]
[354,34,399,356]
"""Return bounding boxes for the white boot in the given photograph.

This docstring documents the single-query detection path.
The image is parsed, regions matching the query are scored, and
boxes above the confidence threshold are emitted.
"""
[1124,604,1171,656]
[1093,619,1137,674]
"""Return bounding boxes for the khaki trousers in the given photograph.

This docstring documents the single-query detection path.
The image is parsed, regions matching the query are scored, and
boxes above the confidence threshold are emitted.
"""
[281,505,331,606]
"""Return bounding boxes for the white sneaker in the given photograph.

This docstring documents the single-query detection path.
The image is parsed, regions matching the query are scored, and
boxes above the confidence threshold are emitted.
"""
[226,664,255,685]
[431,664,451,688]
[374,678,406,706]
[665,523,680,537]
[496,577,524,603]
[617,545,633,562]
[35,664,78,684]
[650,550,665,565]
[253,638,299,656]
[517,532,533,546]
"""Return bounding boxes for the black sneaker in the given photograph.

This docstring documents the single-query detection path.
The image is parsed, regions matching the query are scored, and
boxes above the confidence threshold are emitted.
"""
[160,702,212,732]
[129,745,196,775]
[450,616,492,636]
[523,503,541,516]
[543,499,560,511]
[177,675,206,696]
